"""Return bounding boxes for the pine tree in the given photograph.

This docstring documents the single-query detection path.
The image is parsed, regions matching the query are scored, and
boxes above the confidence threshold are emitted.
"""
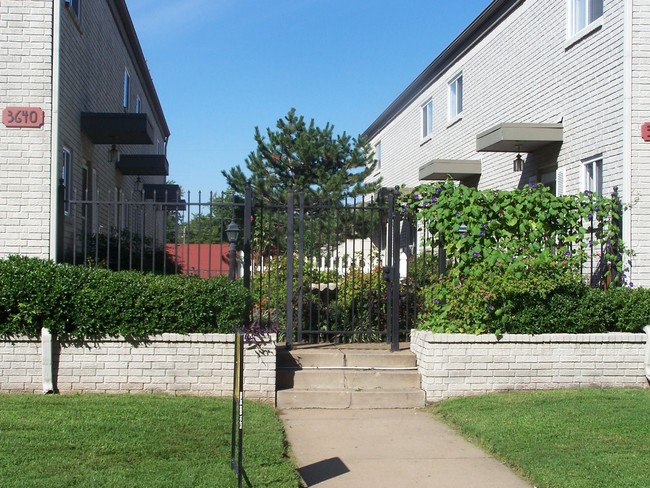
[222,108,381,205]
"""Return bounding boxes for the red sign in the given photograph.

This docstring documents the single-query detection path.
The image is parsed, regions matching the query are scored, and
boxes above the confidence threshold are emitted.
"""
[2,107,44,128]
[642,122,650,142]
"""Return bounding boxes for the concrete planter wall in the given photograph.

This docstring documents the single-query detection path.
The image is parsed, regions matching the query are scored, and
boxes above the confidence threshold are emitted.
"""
[0,331,276,401]
[411,328,650,403]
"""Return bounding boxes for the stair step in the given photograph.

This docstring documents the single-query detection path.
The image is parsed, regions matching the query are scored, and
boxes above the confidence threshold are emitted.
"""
[275,343,425,409]
[276,389,426,409]
[277,345,416,369]
[277,368,421,390]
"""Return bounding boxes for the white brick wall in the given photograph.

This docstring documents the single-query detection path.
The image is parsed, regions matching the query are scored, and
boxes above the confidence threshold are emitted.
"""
[411,329,649,402]
[0,337,42,393]
[0,1,53,259]
[1,334,277,401]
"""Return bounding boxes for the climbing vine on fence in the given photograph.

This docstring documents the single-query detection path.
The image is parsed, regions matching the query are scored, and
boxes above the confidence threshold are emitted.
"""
[398,180,625,284]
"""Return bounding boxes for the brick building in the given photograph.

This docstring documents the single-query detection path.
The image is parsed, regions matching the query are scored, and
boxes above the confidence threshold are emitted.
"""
[364,0,650,286]
[0,0,171,263]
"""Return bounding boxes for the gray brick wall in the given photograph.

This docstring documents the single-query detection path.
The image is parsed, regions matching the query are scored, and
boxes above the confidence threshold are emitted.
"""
[411,330,649,402]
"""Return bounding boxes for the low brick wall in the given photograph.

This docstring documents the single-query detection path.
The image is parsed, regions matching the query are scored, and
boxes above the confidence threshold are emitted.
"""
[0,332,276,401]
[0,336,43,393]
[411,329,650,403]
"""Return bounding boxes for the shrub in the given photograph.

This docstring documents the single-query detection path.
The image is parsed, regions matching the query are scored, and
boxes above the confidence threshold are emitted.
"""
[0,256,250,340]
[418,259,648,335]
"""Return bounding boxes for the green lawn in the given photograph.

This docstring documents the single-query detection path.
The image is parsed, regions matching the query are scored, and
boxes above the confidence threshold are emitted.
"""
[432,388,650,488]
[0,394,300,488]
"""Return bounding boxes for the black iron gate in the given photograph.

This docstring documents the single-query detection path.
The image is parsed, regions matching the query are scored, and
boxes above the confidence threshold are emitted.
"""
[58,183,417,350]
[247,189,407,351]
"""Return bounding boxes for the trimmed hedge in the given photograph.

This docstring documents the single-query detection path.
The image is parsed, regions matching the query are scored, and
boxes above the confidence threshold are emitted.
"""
[419,261,650,335]
[0,256,250,339]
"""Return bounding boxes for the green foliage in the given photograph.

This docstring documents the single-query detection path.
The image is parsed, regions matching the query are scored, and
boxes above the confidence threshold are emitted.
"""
[419,260,649,335]
[223,108,382,206]
[0,256,250,339]
[400,181,626,285]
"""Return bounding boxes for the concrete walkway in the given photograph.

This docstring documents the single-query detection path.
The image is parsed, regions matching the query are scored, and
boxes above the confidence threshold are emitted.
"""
[279,408,532,488]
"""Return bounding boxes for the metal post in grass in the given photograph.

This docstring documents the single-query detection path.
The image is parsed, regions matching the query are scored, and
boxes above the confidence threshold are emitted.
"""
[227,219,244,488]
[230,329,244,488]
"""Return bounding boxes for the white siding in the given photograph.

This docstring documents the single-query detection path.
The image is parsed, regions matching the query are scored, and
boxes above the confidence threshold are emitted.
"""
[367,0,650,284]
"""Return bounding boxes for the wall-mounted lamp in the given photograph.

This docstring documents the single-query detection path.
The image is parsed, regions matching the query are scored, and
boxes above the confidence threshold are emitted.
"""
[458,222,468,237]
[108,144,120,163]
[134,176,143,193]
[513,145,524,172]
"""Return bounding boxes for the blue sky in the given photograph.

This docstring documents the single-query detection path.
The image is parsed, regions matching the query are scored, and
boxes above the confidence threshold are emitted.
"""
[125,0,493,198]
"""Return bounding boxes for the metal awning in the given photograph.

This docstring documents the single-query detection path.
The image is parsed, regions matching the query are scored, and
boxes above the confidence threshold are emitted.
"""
[116,154,169,176]
[476,123,563,152]
[80,112,155,144]
[142,184,185,211]
[419,159,481,181]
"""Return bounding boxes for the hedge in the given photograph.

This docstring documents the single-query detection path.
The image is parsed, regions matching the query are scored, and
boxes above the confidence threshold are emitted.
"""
[0,256,250,340]
[419,260,650,335]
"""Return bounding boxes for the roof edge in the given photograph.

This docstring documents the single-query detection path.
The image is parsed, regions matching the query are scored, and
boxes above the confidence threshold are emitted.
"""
[362,0,524,141]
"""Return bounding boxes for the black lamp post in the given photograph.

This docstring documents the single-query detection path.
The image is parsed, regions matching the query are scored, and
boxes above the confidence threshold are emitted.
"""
[226,220,240,280]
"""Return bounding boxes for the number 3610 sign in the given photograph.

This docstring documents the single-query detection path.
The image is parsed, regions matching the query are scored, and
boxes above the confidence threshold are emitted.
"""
[2,107,45,128]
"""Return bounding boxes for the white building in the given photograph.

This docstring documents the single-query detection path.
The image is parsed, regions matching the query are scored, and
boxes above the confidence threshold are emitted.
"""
[364,0,650,286]
[0,0,173,263]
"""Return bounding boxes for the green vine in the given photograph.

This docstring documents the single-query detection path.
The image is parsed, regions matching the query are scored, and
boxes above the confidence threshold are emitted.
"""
[398,180,626,285]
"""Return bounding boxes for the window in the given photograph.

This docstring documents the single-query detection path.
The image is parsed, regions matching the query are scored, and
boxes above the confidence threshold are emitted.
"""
[448,74,463,120]
[136,95,142,113]
[62,148,72,215]
[570,0,603,36]
[65,0,80,19]
[421,99,433,139]
[123,69,131,111]
[583,157,603,195]
[375,141,382,170]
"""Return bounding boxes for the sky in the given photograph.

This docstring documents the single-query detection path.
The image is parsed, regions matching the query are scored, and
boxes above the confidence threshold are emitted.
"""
[124,0,493,199]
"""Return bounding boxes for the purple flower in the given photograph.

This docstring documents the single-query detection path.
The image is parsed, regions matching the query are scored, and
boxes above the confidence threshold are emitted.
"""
[565,250,571,257]
[455,212,460,217]
[487,304,495,311]
[482,223,488,228]
[473,252,480,258]
[584,190,591,196]
[587,213,593,220]
[630,282,634,287]
[480,230,485,237]
[431,196,437,203]
[413,194,419,201]
[435,187,442,194]
[530,183,537,188]
[594,206,600,212]
[433,298,440,304]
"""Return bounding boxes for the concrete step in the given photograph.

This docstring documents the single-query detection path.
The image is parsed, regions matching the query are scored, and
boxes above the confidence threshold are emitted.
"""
[276,388,426,409]
[276,343,425,409]
[277,344,416,369]
[277,368,421,390]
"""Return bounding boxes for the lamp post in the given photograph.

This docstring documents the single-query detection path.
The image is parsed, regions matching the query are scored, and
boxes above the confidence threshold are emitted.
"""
[226,220,240,280]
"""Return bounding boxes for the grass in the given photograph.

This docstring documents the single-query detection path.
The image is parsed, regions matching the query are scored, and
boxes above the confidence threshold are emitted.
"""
[0,394,300,488]
[432,388,650,488]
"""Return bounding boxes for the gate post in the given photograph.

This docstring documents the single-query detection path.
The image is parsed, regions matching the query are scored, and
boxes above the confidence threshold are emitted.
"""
[385,190,400,352]
[285,191,295,349]
[296,193,305,343]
